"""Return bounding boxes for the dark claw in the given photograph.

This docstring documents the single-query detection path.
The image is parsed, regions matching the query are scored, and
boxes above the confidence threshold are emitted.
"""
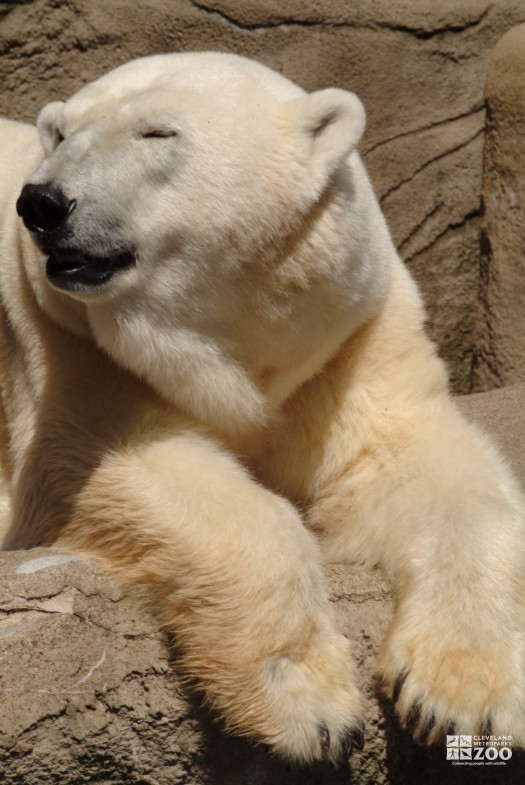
[393,670,408,703]
[341,731,353,759]
[319,723,331,756]
[417,712,436,745]
[481,717,493,743]
[350,724,365,752]
[340,722,365,762]
[405,701,422,732]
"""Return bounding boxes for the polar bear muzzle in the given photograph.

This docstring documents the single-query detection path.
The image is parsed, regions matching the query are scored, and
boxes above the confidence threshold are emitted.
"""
[16,181,135,290]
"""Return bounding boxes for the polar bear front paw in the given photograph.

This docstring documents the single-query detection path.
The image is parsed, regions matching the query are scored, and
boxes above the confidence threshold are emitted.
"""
[256,631,365,764]
[378,622,525,746]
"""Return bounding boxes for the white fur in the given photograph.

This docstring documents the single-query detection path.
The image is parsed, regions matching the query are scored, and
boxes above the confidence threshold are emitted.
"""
[0,52,523,761]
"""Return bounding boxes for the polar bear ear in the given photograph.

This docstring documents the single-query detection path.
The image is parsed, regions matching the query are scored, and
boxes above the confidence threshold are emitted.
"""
[292,88,366,178]
[37,101,65,155]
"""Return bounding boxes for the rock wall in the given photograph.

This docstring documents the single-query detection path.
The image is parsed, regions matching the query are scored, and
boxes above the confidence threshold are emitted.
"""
[1,385,524,784]
[1,0,525,391]
[471,24,525,391]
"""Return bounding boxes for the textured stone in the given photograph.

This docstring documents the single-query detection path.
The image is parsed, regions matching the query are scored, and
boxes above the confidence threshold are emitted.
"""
[1,385,524,784]
[457,383,525,483]
[471,24,525,392]
[2,1,525,391]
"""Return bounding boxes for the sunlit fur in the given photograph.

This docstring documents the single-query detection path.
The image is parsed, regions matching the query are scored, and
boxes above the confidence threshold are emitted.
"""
[0,53,523,760]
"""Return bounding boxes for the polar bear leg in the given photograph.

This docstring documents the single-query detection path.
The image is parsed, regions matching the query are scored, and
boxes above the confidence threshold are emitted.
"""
[310,403,525,746]
[55,430,363,763]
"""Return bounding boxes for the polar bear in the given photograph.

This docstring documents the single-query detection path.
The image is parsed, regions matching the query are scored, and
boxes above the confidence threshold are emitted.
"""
[0,52,524,764]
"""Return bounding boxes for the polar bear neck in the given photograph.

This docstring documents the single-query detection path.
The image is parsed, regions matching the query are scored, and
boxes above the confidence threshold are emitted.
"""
[85,153,393,440]
[251,156,393,406]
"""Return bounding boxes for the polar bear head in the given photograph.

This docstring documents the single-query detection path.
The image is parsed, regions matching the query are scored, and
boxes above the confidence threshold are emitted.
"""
[17,52,392,437]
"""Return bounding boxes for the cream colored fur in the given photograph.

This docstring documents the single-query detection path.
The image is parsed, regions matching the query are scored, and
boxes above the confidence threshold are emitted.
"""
[0,52,524,762]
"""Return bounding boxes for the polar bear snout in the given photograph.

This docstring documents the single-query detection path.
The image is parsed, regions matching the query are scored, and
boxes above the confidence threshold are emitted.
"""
[16,182,75,235]
[16,181,136,292]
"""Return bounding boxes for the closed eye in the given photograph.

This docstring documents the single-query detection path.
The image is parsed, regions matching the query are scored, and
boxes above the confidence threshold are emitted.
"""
[141,128,178,139]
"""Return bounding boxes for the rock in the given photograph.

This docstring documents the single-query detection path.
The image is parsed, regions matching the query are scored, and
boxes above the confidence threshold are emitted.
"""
[1,385,524,784]
[471,25,525,392]
[457,383,525,484]
[0,551,209,784]
[2,1,525,391]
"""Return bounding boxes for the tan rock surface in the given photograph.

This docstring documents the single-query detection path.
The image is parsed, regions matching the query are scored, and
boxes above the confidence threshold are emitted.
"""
[457,383,525,484]
[1,385,524,784]
[2,1,525,391]
[471,25,525,392]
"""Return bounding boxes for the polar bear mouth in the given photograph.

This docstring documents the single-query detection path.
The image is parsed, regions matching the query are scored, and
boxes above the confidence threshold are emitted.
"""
[46,248,136,290]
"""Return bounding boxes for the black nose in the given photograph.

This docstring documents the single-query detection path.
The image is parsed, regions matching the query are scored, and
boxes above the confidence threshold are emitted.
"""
[16,182,75,233]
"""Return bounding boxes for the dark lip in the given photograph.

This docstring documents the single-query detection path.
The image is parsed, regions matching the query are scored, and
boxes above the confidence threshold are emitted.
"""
[46,248,136,290]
